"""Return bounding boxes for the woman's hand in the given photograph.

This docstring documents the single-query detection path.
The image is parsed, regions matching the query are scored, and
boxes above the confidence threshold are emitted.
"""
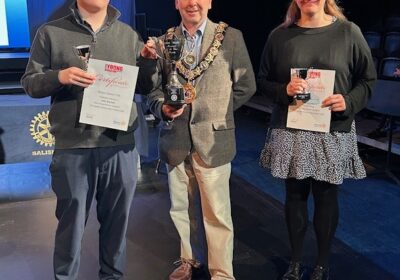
[286,77,308,97]
[322,94,346,112]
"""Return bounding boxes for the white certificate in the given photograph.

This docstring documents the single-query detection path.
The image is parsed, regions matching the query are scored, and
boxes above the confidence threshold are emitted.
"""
[79,58,139,131]
[287,68,335,133]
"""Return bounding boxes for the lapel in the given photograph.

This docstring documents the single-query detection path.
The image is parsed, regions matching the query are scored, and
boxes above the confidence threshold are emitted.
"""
[175,25,184,39]
[196,19,216,86]
[200,19,216,61]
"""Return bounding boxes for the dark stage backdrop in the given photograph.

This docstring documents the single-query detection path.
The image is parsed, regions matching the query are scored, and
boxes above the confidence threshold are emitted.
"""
[134,0,400,76]
[209,0,400,75]
[13,0,400,73]
[27,0,136,43]
[135,0,180,36]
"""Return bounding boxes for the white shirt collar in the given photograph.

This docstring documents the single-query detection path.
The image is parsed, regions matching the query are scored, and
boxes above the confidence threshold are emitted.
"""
[181,19,207,38]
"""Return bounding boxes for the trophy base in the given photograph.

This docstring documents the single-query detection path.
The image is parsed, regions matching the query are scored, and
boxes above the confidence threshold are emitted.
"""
[296,93,311,101]
[165,86,186,106]
[164,102,186,110]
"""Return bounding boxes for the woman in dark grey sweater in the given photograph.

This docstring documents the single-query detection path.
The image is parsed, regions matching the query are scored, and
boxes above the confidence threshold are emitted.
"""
[258,0,376,279]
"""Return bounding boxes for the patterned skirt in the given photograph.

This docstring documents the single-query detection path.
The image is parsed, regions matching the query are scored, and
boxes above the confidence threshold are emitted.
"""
[259,122,366,185]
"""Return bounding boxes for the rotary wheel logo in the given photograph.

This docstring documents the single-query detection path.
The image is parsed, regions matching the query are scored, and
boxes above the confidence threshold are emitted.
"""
[30,111,55,147]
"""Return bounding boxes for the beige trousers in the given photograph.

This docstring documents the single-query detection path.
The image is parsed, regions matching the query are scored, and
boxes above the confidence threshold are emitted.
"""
[167,152,235,280]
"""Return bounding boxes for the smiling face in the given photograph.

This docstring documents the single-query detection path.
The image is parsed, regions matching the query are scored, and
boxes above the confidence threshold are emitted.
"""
[175,0,212,30]
[295,0,326,17]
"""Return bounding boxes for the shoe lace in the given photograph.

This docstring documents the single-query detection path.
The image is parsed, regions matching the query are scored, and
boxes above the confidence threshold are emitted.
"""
[173,258,200,268]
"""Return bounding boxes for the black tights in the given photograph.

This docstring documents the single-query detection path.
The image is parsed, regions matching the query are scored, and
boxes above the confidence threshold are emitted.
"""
[285,178,339,267]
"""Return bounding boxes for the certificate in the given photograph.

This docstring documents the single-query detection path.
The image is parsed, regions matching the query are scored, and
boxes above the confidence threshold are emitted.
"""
[287,68,335,133]
[79,58,139,131]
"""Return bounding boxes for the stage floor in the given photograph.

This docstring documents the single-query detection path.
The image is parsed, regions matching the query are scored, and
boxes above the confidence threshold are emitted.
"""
[0,163,397,280]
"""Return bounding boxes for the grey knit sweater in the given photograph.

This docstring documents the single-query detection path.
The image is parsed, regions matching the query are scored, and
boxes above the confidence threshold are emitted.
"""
[21,3,157,149]
[258,19,377,132]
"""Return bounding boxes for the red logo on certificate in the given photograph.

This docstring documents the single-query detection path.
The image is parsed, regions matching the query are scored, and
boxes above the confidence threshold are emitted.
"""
[105,64,123,73]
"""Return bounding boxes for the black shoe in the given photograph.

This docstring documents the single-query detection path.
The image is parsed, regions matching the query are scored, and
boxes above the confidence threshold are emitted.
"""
[310,266,329,280]
[282,262,303,280]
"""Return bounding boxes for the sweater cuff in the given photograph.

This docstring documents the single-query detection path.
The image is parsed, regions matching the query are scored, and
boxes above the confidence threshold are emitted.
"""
[139,55,157,67]
[49,70,62,86]
[277,84,293,105]
[340,95,353,117]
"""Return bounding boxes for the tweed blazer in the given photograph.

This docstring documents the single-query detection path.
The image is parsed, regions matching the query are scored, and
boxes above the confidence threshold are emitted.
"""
[147,19,256,167]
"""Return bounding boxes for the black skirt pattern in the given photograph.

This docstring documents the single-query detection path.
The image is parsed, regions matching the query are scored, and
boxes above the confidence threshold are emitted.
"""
[259,122,366,185]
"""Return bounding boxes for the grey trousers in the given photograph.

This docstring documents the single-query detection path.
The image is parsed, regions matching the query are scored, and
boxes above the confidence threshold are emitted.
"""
[50,145,138,280]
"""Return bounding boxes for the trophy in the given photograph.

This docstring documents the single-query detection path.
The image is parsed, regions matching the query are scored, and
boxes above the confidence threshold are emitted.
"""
[73,44,91,70]
[151,35,186,106]
[294,68,311,101]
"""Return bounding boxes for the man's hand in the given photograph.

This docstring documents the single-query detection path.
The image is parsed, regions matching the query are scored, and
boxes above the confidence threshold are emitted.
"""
[140,38,158,59]
[162,104,187,120]
[58,67,96,87]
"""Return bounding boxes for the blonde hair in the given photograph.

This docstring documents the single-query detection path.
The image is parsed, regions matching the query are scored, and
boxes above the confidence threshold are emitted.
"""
[280,0,347,28]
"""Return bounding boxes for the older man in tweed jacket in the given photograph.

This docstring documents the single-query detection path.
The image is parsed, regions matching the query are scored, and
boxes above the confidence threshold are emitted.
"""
[147,0,256,279]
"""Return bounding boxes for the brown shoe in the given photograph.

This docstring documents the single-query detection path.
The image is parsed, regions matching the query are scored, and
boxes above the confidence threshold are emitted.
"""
[169,259,200,280]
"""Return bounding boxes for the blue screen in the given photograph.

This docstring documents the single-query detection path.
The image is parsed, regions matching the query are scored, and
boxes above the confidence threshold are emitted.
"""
[0,0,30,49]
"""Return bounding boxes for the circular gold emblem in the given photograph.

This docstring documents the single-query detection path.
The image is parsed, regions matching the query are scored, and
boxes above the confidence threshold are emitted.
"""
[183,83,196,103]
[183,54,196,67]
[30,111,54,147]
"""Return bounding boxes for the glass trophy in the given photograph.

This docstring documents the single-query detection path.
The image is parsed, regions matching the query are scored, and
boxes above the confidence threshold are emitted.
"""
[73,44,91,71]
[151,35,186,106]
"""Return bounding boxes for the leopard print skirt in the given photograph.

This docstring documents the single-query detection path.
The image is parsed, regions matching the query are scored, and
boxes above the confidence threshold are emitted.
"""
[259,122,366,185]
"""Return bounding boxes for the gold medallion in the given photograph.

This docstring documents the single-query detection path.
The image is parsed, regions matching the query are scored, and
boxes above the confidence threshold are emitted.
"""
[183,54,196,67]
[183,83,197,103]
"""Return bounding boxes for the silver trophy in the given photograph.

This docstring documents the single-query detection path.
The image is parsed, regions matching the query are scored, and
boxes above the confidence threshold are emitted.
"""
[151,35,185,106]
[73,44,91,70]
[295,68,311,101]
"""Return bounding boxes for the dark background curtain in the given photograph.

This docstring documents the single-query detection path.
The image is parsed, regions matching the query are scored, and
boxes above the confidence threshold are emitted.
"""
[134,0,400,72]
[208,0,400,72]
[27,0,136,42]
[17,0,400,74]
